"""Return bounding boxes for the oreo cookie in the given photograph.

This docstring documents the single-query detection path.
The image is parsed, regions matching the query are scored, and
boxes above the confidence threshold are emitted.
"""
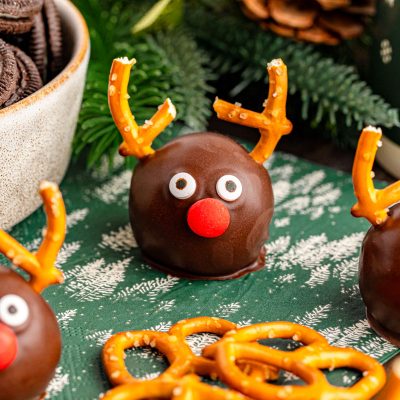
[0,0,63,109]
[42,0,63,79]
[22,0,63,81]
[0,0,44,34]
[29,12,47,80]
[0,38,18,106]
[0,40,42,108]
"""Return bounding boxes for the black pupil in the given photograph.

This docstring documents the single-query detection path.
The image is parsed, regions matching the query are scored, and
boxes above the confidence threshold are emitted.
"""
[8,305,17,314]
[176,178,187,190]
[225,180,237,193]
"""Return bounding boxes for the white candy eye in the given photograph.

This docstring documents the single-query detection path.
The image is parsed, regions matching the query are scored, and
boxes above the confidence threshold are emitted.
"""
[0,294,30,328]
[169,172,197,199]
[216,175,243,202]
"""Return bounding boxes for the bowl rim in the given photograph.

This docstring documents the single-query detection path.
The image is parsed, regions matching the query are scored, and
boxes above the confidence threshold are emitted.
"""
[0,0,90,116]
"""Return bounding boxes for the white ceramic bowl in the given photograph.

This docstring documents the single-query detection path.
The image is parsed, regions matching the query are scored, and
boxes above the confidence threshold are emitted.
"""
[0,0,90,229]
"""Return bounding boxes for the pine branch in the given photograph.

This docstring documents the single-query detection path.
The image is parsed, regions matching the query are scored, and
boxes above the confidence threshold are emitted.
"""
[186,7,399,146]
[73,0,212,169]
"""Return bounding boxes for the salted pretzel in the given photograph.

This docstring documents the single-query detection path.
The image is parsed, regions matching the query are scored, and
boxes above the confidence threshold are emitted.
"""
[351,126,400,225]
[102,316,277,388]
[100,374,250,400]
[0,181,65,293]
[205,321,386,400]
[108,57,176,159]
[213,58,293,164]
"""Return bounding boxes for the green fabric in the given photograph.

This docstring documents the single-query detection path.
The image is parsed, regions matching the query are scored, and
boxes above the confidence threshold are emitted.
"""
[5,150,400,399]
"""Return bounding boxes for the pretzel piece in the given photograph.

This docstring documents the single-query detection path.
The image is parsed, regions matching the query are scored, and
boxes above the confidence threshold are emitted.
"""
[351,126,400,225]
[213,58,292,164]
[102,330,184,386]
[100,374,250,400]
[108,57,176,159]
[169,316,279,380]
[210,321,385,400]
[103,317,278,390]
[0,181,65,293]
[168,316,237,376]
[202,321,328,359]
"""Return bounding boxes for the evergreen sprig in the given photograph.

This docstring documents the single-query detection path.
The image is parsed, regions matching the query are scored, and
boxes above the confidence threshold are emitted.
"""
[73,0,212,169]
[187,7,399,146]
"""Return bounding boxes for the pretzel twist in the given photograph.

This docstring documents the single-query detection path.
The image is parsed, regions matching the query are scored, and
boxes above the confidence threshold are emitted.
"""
[102,317,277,387]
[108,57,176,159]
[351,126,400,225]
[209,322,386,400]
[213,58,292,164]
[0,181,65,293]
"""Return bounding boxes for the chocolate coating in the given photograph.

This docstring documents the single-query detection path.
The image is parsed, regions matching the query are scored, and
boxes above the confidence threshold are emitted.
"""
[359,203,400,345]
[129,132,274,279]
[0,266,61,400]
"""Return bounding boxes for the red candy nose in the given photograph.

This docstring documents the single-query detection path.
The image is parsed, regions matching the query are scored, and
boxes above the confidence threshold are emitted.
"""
[187,198,230,238]
[0,323,18,371]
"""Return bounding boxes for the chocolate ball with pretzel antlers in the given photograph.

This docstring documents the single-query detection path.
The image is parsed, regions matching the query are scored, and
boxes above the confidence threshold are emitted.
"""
[0,182,66,400]
[108,58,292,279]
[352,127,400,346]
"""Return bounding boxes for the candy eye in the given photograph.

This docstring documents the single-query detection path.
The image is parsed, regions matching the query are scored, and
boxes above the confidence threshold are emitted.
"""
[0,295,30,328]
[169,172,197,199]
[216,175,243,202]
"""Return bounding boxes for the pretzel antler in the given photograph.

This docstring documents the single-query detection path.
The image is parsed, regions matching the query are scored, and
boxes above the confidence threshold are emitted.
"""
[213,58,292,164]
[351,127,400,225]
[0,181,65,293]
[108,57,177,159]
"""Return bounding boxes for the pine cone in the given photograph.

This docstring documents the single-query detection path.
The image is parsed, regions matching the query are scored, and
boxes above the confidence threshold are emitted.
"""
[242,0,376,45]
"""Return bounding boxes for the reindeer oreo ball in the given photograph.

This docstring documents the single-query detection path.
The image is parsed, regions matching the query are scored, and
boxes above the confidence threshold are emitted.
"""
[0,182,66,400]
[352,127,400,346]
[108,58,292,279]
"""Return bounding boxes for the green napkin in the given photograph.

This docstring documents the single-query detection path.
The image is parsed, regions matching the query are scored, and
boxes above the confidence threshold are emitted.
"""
[5,151,399,399]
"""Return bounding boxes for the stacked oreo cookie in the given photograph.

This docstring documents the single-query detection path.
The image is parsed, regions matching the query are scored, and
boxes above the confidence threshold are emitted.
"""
[0,0,63,109]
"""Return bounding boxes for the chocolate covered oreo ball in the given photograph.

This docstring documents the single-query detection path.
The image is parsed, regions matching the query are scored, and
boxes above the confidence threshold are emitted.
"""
[0,267,61,400]
[108,57,292,279]
[0,181,66,400]
[130,132,274,279]
[359,204,400,345]
[351,126,400,345]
